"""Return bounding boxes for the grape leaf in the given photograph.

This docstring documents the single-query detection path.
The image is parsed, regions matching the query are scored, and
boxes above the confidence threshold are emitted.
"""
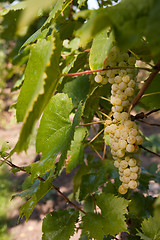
[33,95,83,178]
[83,195,95,213]
[16,36,53,122]
[32,93,73,178]
[12,30,62,153]
[96,193,129,236]
[137,211,160,240]
[42,0,73,28]
[20,28,49,50]
[63,75,90,108]
[17,0,57,31]
[146,0,160,58]
[75,9,109,47]
[42,209,79,240]
[19,177,53,221]
[73,164,89,199]
[79,167,109,201]
[128,192,154,219]
[84,84,111,122]
[56,102,83,173]
[1,9,22,40]
[75,0,152,50]
[66,126,88,173]
[82,213,104,240]
[140,74,160,109]
[89,28,114,70]
[0,1,26,16]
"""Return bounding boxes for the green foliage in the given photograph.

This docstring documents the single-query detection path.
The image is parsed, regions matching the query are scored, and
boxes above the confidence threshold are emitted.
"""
[89,28,114,70]
[42,209,79,240]
[13,30,62,153]
[1,0,160,239]
[137,210,160,240]
[96,193,129,236]
[83,213,104,240]
[63,75,90,107]
[79,167,109,200]
[66,126,88,173]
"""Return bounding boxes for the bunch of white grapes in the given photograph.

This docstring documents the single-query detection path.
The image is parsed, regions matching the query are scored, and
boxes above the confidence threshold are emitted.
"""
[95,46,143,194]
[104,119,143,194]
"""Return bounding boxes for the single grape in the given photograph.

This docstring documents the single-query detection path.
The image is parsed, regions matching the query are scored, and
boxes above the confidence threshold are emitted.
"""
[126,144,135,153]
[118,185,128,194]
[128,180,138,189]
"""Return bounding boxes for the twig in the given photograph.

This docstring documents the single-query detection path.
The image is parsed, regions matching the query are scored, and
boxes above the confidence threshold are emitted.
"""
[1,158,86,215]
[129,61,160,111]
[79,120,105,126]
[146,108,160,117]
[88,128,104,144]
[89,143,103,160]
[102,143,106,164]
[139,145,160,158]
[137,119,160,127]
[61,66,152,77]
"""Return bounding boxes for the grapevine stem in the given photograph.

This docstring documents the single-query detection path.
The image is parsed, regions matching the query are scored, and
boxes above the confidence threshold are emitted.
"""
[90,143,103,160]
[79,120,105,126]
[139,145,160,158]
[1,158,86,215]
[146,108,160,117]
[61,66,152,77]
[102,143,106,163]
[100,96,110,102]
[99,111,111,119]
[88,128,104,144]
[137,119,160,127]
[129,61,160,111]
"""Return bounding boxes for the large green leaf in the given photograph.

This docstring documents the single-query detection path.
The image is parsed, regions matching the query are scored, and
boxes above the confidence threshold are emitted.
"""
[0,2,26,16]
[17,0,57,31]
[19,176,53,221]
[73,164,89,199]
[56,102,83,173]
[146,0,160,59]
[13,30,62,153]
[33,93,73,178]
[137,211,160,240]
[75,0,152,50]
[63,75,90,108]
[33,95,82,178]
[66,126,88,173]
[89,28,114,70]
[107,0,152,50]
[128,192,154,219]
[79,167,109,201]
[96,193,129,236]
[42,209,79,240]
[140,74,160,109]
[83,213,104,240]
[16,36,53,122]
[75,9,109,48]
[42,0,73,28]
[1,9,22,40]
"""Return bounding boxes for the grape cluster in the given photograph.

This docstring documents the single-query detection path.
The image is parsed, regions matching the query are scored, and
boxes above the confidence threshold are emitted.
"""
[95,46,143,194]
[104,119,142,194]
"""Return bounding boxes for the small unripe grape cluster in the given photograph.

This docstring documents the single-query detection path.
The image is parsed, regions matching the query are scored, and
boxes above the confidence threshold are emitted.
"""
[98,45,143,194]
